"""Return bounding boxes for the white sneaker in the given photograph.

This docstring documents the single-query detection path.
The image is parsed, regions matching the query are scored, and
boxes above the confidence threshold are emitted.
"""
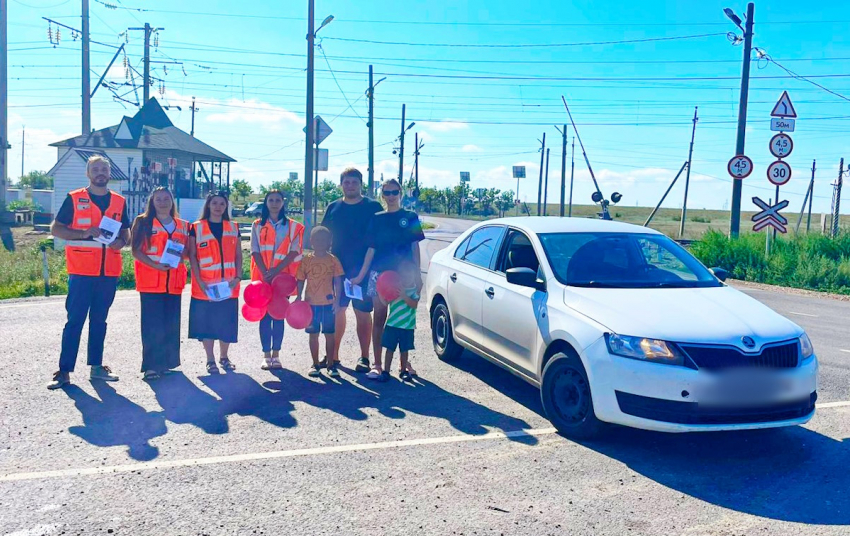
[90,365,119,382]
[366,368,383,380]
[47,371,70,390]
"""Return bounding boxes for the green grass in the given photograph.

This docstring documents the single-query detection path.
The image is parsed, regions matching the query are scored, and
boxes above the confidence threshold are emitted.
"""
[691,230,850,294]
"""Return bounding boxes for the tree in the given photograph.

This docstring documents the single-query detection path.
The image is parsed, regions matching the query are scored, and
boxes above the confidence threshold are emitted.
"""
[317,179,343,208]
[496,190,515,217]
[17,171,53,189]
[419,187,443,213]
[231,179,253,201]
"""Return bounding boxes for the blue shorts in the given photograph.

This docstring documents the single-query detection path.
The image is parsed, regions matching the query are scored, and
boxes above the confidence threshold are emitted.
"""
[306,304,335,334]
[381,326,415,352]
[338,292,374,313]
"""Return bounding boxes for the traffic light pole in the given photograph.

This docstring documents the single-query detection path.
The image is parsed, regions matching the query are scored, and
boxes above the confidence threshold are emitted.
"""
[729,2,755,238]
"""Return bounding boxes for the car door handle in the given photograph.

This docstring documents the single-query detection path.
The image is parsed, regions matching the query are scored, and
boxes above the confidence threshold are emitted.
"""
[450,273,457,283]
[485,287,495,298]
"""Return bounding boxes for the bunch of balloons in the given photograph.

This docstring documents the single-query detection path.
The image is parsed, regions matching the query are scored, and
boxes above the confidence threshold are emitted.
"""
[242,273,309,328]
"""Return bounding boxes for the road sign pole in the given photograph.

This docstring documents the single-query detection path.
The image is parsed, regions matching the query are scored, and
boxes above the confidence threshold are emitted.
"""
[515,176,520,217]
[569,137,575,217]
[765,198,772,255]
[543,148,550,216]
[303,0,316,246]
[537,133,546,216]
[730,2,755,238]
[559,125,567,217]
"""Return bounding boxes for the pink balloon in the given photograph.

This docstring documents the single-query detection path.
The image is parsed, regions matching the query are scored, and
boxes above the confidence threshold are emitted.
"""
[242,302,267,323]
[376,271,401,301]
[244,280,272,308]
[286,300,314,330]
[267,294,290,321]
[272,273,297,297]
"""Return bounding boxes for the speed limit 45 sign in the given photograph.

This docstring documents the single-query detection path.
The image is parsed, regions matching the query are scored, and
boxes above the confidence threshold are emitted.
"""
[728,155,753,179]
[767,160,792,186]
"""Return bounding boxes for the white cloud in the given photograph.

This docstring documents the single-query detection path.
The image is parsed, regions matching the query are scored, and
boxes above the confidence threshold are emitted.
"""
[461,144,483,153]
[163,90,301,131]
[426,120,469,132]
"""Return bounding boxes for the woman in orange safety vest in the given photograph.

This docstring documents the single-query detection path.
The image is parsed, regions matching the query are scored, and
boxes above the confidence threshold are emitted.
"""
[187,192,243,374]
[131,187,189,381]
[249,190,304,370]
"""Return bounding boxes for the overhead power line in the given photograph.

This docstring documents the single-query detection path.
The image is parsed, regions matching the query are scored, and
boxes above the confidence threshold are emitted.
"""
[321,32,727,48]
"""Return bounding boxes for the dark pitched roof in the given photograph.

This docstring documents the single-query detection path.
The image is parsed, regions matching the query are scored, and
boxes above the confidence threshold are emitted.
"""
[49,98,235,162]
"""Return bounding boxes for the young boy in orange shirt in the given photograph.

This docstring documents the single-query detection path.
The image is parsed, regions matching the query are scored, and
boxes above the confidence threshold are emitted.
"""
[296,226,345,377]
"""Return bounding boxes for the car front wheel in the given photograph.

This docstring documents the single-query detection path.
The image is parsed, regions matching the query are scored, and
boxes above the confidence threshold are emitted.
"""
[431,301,462,361]
[541,353,603,439]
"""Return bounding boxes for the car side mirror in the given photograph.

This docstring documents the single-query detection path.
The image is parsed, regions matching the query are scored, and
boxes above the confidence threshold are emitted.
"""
[506,267,546,291]
[710,267,729,282]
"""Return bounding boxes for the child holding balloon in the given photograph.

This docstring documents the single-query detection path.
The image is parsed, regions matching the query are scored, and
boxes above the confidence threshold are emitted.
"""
[295,226,345,378]
[371,261,420,382]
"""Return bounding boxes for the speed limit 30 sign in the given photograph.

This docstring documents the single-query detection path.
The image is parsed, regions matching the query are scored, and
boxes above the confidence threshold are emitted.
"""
[767,160,792,186]
[728,155,753,179]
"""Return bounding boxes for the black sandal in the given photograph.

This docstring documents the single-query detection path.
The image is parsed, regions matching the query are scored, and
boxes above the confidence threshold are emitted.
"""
[219,357,236,371]
[143,371,161,381]
[206,361,220,374]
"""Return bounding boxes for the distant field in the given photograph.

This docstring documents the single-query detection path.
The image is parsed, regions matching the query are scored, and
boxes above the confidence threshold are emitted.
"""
[428,203,848,240]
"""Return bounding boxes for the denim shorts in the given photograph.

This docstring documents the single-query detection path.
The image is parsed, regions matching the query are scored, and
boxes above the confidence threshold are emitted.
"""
[338,292,374,313]
[306,304,335,334]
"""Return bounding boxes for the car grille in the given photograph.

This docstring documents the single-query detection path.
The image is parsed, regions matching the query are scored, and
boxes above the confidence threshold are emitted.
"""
[616,391,817,425]
[679,341,799,370]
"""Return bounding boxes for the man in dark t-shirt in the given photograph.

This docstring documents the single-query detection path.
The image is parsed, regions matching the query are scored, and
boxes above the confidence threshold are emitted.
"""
[321,167,382,372]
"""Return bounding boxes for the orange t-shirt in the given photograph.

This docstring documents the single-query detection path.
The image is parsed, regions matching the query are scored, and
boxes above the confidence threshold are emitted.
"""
[296,252,345,305]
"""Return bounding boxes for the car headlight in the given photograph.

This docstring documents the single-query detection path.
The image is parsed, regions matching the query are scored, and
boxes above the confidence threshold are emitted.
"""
[799,332,814,360]
[605,333,685,366]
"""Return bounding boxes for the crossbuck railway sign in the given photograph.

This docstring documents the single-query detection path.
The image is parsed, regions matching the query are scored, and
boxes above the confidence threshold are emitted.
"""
[751,196,789,234]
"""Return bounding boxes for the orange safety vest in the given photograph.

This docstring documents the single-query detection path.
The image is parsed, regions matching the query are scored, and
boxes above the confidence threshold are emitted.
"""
[249,218,304,294]
[65,187,126,277]
[190,219,241,300]
[134,218,190,295]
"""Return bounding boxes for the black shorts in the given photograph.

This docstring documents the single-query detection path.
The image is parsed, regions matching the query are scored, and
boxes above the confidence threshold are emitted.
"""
[381,326,415,352]
[306,304,335,334]
[338,292,374,313]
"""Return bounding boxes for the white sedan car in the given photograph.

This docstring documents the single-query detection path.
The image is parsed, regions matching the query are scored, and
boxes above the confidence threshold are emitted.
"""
[426,217,818,438]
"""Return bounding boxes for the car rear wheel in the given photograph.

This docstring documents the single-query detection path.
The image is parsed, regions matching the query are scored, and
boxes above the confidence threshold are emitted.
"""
[541,353,603,439]
[431,301,462,361]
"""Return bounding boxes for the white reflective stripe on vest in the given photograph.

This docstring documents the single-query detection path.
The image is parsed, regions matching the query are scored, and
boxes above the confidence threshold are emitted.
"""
[259,245,275,252]
[222,262,236,270]
[66,240,103,249]
[76,218,92,226]
[200,265,222,273]
[199,257,217,267]
[147,247,159,254]
[223,229,238,238]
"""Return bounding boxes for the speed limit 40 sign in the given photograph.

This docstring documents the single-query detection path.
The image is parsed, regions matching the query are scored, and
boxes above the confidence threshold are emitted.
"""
[728,155,753,179]
[767,160,792,186]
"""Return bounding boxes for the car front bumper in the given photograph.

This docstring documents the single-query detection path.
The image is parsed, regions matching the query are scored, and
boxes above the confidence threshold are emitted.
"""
[581,337,819,433]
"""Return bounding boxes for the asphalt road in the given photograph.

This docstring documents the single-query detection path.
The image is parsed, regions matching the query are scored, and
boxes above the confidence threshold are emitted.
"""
[1,215,848,536]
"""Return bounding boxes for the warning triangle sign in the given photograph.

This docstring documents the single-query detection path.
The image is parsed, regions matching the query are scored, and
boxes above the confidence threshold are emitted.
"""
[770,91,797,118]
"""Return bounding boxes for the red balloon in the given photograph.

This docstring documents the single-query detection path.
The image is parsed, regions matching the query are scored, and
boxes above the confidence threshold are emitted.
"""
[286,300,314,330]
[267,294,290,321]
[244,280,272,308]
[272,273,297,297]
[242,302,267,323]
[376,271,401,301]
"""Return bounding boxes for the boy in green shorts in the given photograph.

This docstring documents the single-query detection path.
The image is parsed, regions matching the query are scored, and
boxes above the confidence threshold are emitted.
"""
[373,261,419,382]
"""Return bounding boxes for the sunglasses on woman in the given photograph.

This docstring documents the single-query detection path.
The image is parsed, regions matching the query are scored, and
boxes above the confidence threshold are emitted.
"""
[382,190,401,196]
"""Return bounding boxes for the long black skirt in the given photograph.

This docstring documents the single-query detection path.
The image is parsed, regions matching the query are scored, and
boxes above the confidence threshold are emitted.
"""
[140,292,182,372]
[188,297,238,343]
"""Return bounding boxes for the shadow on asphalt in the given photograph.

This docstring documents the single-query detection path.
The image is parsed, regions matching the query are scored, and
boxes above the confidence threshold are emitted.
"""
[64,382,166,461]
[581,425,850,525]
[443,351,849,525]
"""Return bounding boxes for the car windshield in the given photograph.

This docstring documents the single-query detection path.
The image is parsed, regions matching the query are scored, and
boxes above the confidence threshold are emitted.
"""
[538,232,721,289]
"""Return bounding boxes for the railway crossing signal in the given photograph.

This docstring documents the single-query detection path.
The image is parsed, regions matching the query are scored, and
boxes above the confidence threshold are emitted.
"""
[751,196,789,234]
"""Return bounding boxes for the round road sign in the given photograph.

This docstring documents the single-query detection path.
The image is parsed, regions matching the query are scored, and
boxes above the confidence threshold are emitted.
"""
[727,155,753,179]
[769,133,794,158]
[767,160,792,186]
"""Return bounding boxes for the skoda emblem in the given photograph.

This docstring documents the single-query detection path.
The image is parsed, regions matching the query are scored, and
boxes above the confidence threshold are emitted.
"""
[399,217,409,229]
[741,336,756,349]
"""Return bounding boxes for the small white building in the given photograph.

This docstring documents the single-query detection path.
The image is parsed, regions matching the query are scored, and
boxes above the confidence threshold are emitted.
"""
[47,98,235,221]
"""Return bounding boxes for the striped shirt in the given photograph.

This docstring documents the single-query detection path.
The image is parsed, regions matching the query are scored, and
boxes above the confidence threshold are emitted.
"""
[386,288,419,330]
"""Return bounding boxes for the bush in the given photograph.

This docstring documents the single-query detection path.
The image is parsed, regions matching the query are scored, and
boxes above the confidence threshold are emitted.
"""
[691,230,850,294]
[7,199,43,212]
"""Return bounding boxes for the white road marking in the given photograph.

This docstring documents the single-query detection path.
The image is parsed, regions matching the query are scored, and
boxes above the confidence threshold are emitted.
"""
[4,400,850,483]
[840,349,850,354]
[0,427,558,483]
[788,311,818,318]
[816,401,850,409]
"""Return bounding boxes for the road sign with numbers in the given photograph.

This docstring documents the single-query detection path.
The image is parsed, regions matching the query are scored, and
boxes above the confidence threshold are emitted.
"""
[767,160,792,186]
[727,155,753,179]
[769,133,793,158]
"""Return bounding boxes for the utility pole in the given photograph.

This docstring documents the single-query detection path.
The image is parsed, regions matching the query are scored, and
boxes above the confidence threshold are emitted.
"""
[303,0,316,242]
[679,106,699,238]
[537,133,546,216]
[190,97,198,137]
[543,148,550,216]
[807,160,815,232]
[832,158,844,239]
[569,137,575,217]
[558,125,567,217]
[82,0,91,135]
[368,65,375,196]
[796,160,816,234]
[729,2,755,238]
[143,23,151,103]
[0,0,7,206]
[398,104,406,183]
[21,127,24,179]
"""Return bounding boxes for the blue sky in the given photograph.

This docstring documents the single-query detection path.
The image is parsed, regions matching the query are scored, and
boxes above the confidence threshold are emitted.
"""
[6,0,850,214]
